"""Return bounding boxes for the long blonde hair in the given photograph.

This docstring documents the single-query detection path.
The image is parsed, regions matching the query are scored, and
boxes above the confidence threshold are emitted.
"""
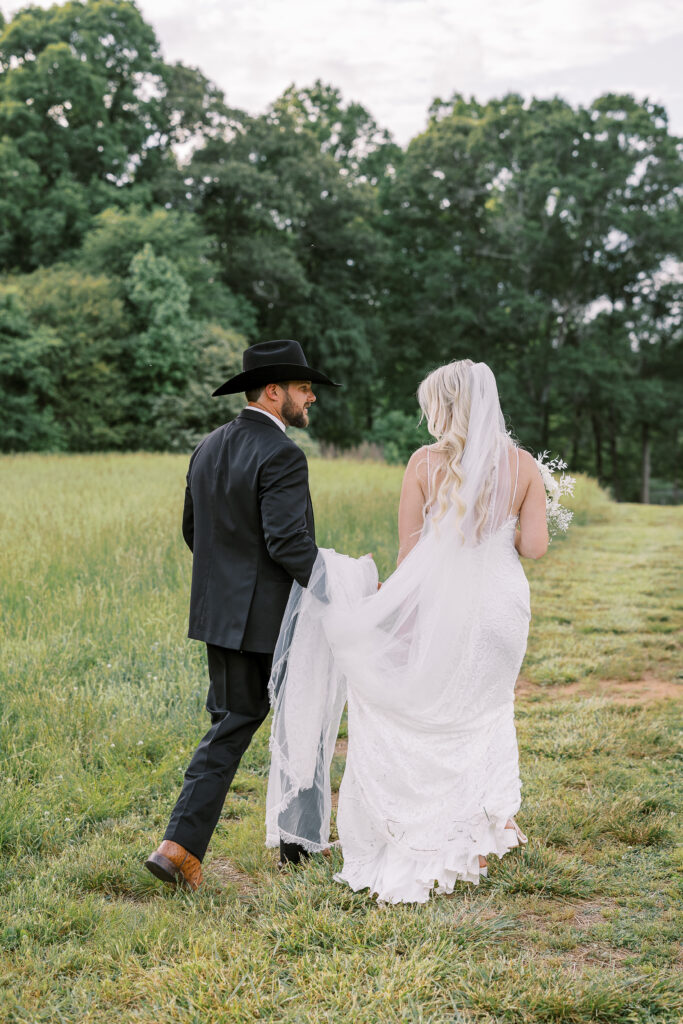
[417,359,498,534]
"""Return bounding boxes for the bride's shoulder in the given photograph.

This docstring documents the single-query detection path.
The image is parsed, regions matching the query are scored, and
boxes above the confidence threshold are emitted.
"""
[514,447,539,474]
[510,448,544,496]
[407,444,433,462]
[405,444,433,475]
[399,447,433,505]
[404,445,439,497]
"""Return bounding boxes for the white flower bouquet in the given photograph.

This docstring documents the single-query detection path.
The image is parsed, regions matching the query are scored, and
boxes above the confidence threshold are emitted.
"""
[535,451,575,538]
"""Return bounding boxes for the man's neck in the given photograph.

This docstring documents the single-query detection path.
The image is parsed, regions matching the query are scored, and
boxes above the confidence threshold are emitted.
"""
[248,402,286,428]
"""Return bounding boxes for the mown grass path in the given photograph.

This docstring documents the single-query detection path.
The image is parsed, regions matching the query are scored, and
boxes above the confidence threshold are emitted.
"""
[1,454,681,1023]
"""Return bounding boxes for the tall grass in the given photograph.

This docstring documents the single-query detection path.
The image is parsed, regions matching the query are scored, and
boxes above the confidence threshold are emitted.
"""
[1,454,681,1023]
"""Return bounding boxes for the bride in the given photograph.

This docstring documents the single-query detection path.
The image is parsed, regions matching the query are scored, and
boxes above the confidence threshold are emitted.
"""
[265,359,549,904]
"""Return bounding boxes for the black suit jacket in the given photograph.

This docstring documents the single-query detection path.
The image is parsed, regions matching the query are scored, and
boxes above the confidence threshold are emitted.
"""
[182,409,318,653]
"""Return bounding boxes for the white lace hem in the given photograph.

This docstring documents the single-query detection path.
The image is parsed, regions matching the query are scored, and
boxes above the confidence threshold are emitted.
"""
[333,818,525,905]
[265,829,332,854]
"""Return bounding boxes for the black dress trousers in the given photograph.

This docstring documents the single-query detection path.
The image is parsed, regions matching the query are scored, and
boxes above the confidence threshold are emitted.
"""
[164,644,272,861]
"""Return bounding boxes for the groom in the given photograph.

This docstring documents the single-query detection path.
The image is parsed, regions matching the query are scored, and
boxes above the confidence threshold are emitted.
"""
[145,339,340,890]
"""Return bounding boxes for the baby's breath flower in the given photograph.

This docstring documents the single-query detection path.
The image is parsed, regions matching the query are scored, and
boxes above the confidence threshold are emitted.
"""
[535,452,575,539]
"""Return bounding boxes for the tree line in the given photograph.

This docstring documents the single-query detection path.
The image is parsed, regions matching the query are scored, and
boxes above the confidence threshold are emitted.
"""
[1,0,681,501]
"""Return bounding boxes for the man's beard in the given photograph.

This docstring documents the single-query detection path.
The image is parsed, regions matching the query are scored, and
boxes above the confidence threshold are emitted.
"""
[281,391,308,428]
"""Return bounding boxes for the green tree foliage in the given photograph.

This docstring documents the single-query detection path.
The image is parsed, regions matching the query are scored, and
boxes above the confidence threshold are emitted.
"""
[122,243,245,447]
[1,251,248,451]
[378,93,682,499]
[364,410,432,465]
[150,323,245,450]
[125,244,194,392]
[0,0,680,502]
[0,285,64,450]
[271,81,402,184]
[2,265,131,450]
[186,83,397,444]
[80,205,256,331]
[0,0,225,268]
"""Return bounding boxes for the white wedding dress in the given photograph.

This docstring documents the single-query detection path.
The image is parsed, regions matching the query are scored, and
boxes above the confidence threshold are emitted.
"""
[266,364,531,904]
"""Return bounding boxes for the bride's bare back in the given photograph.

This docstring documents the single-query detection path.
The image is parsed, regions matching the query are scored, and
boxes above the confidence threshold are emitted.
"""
[398,444,548,564]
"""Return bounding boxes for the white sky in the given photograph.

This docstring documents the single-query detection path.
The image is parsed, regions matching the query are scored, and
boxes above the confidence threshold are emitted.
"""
[3,0,683,143]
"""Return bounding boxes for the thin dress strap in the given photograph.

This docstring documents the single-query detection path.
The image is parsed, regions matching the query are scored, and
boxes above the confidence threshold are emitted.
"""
[426,447,431,504]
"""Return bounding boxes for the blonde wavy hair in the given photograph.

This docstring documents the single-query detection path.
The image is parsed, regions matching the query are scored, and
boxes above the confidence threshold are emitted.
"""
[417,358,497,536]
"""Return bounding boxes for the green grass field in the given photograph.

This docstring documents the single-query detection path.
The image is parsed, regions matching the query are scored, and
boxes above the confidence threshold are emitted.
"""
[1,453,681,1023]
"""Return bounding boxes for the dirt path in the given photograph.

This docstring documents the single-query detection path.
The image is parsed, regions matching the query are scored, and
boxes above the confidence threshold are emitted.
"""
[516,673,681,705]
[209,858,257,896]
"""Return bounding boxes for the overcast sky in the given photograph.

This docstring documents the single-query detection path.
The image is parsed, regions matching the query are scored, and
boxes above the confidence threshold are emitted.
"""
[3,0,683,143]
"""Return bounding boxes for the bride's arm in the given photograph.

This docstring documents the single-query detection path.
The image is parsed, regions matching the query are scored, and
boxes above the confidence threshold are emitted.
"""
[514,450,549,559]
[397,449,428,566]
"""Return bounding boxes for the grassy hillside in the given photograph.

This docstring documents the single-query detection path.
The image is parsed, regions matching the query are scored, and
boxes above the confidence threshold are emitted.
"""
[0,454,681,1023]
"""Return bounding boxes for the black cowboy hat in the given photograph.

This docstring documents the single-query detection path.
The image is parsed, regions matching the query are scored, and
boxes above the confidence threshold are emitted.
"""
[212,339,341,396]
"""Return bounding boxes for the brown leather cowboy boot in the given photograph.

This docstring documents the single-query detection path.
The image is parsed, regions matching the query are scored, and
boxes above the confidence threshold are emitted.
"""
[144,840,203,891]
